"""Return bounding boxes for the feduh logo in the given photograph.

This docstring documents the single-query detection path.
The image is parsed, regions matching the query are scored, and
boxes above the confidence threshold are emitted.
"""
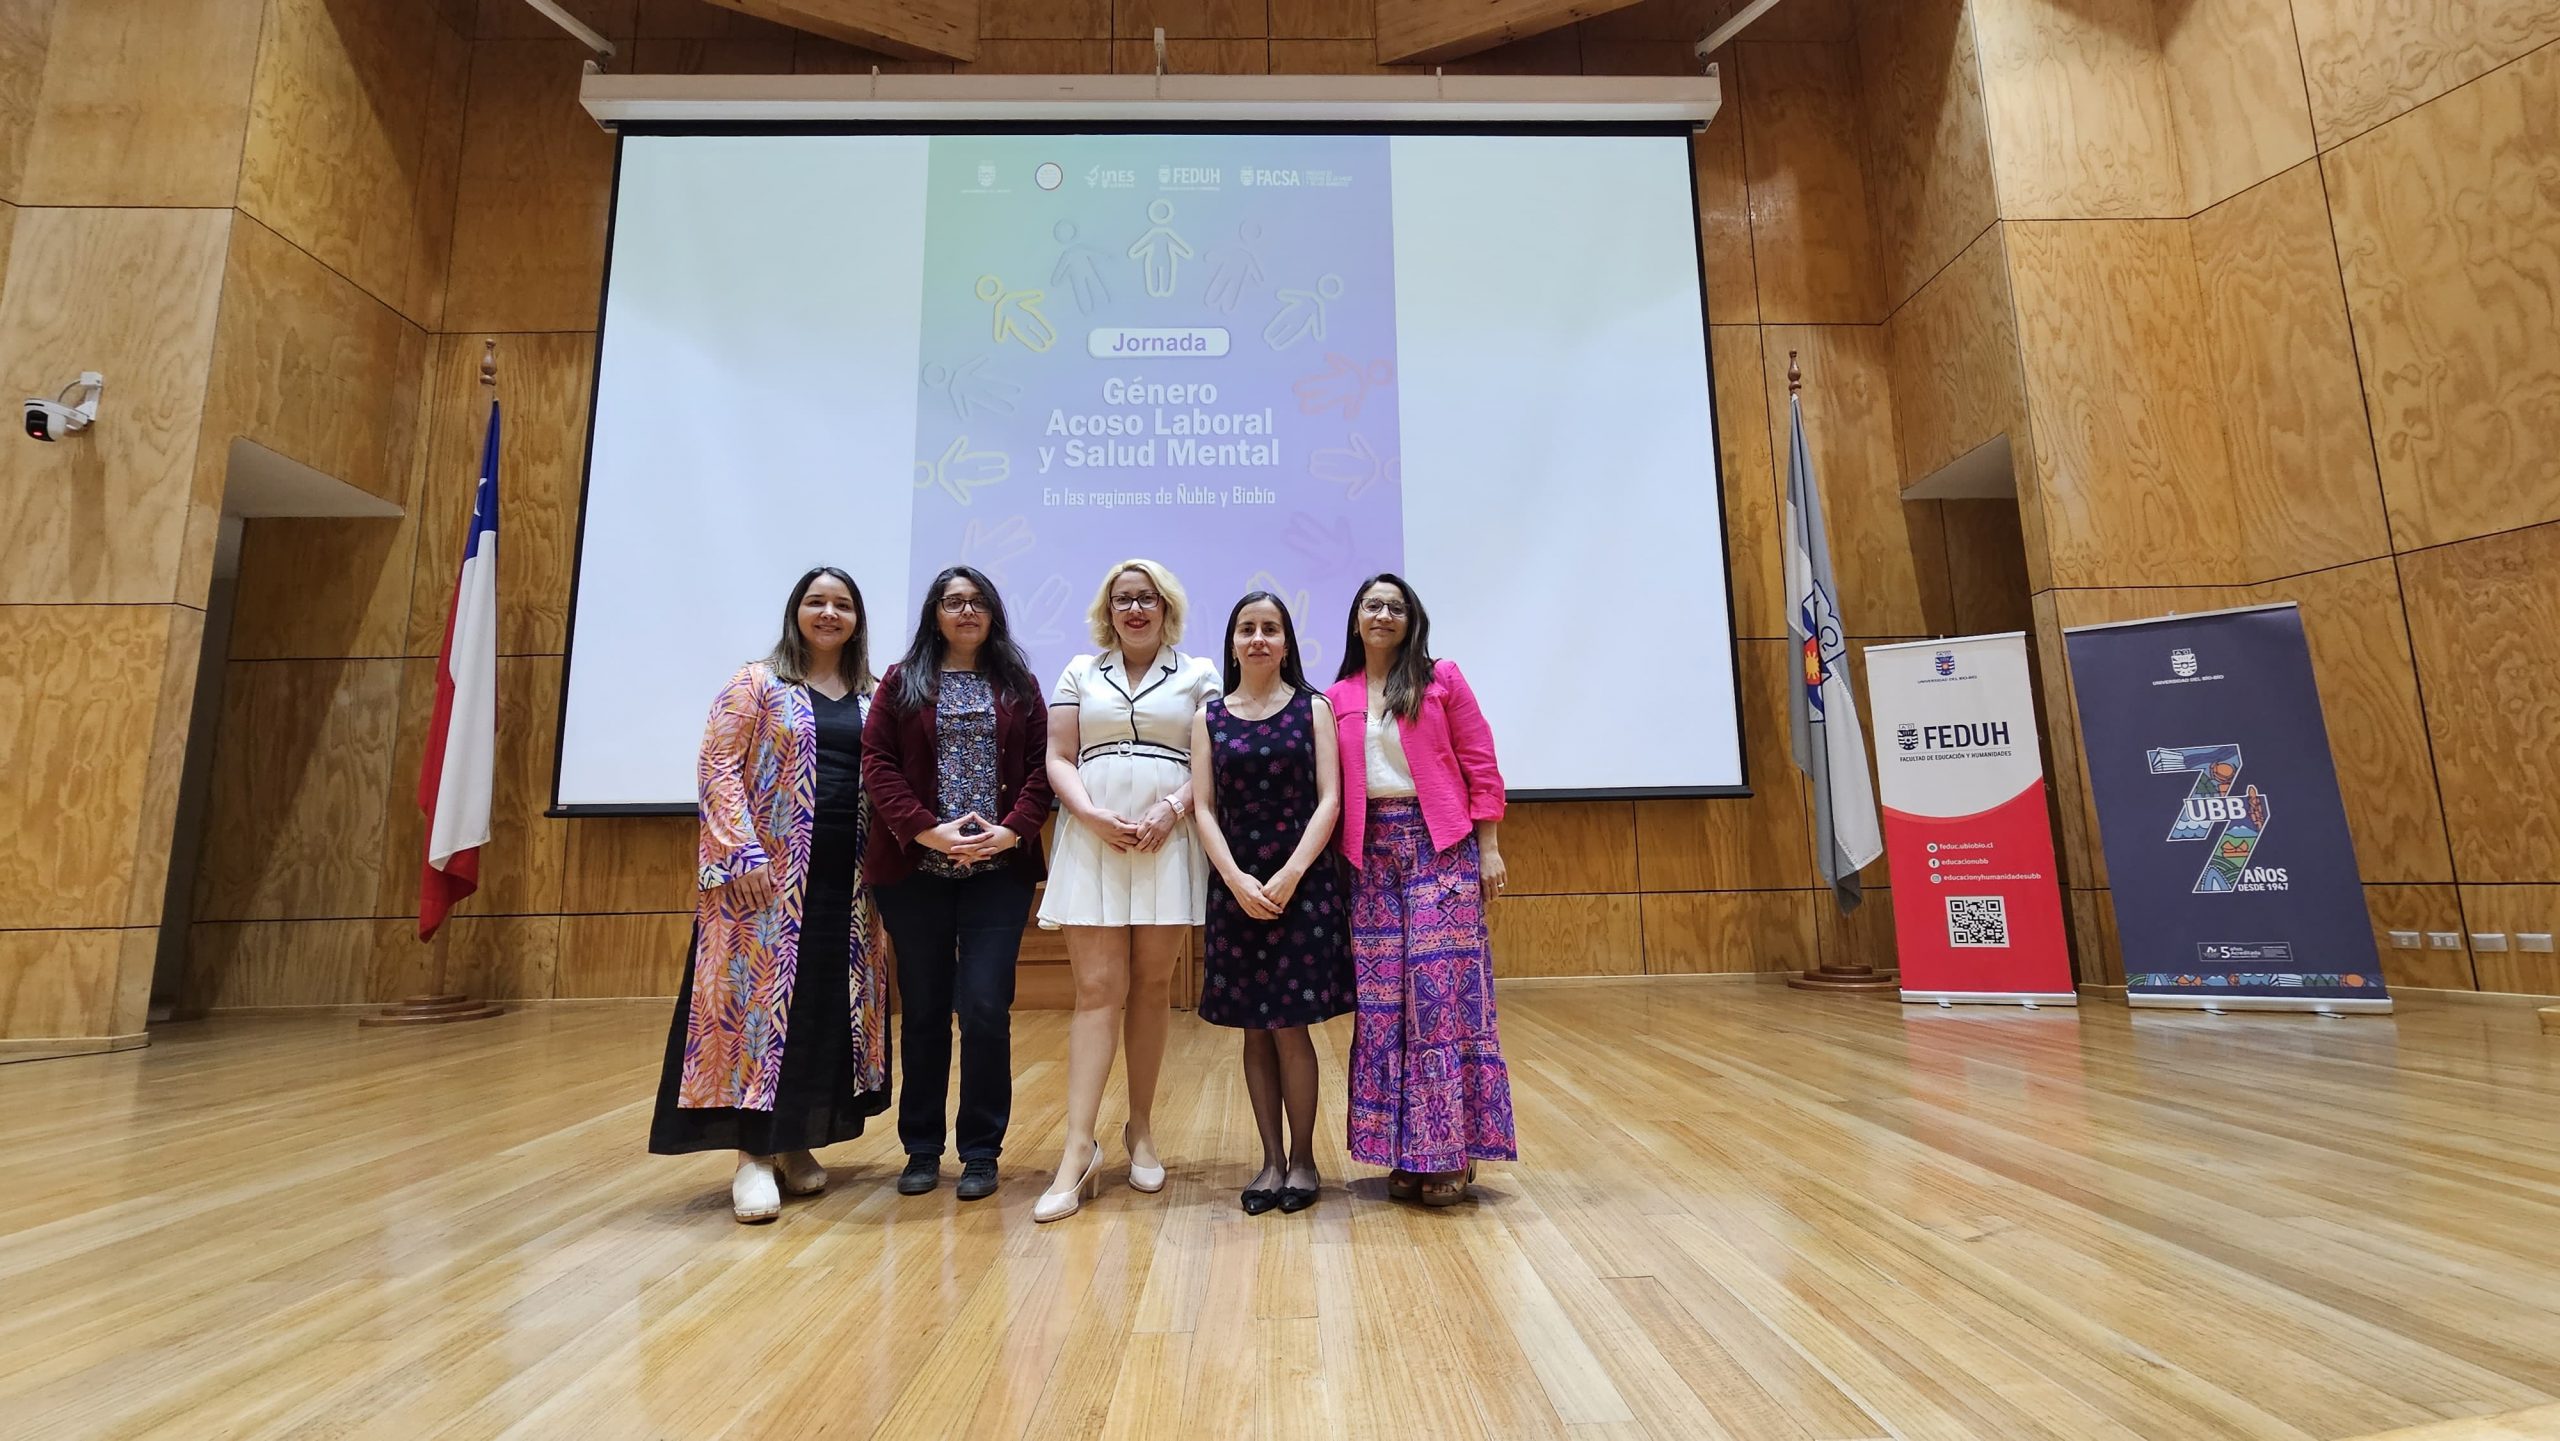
[2147,743,2287,894]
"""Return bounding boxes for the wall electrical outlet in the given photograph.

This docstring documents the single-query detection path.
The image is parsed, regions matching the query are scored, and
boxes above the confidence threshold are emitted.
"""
[2472,932,2510,952]
[2387,930,2420,949]
[2427,931,2462,950]
[2520,933,2555,954]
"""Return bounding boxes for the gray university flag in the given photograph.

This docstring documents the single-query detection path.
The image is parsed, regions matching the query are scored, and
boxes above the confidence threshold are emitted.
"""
[1783,393,1884,913]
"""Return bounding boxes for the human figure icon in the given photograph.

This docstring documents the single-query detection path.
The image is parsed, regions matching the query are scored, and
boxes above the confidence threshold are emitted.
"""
[1264,274,1343,350]
[1308,432,1397,499]
[1051,220,1111,315]
[1202,221,1266,313]
[914,434,1010,505]
[1128,199,1194,299]
[1291,354,1393,420]
[923,355,1021,421]
[976,274,1057,352]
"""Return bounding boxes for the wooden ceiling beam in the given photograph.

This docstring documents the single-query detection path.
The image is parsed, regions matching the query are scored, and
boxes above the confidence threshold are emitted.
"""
[698,0,978,63]
[1376,0,1654,66]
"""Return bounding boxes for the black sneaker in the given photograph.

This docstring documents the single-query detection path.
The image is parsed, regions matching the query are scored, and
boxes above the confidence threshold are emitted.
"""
[897,1155,940,1195]
[956,1159,999,1201]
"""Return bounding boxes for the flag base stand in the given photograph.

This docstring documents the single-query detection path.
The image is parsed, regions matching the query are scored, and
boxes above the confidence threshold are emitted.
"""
[1787,964,1899,993]
[359,994,503,1028]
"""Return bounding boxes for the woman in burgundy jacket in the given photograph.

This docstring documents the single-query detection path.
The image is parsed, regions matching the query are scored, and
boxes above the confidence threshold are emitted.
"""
[860,565,1053,1202]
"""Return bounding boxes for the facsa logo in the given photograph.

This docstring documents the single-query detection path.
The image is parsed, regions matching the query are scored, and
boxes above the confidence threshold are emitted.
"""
[2170,647,2199,678]
[1896,723,1919,751]
[1933,650,1956,676]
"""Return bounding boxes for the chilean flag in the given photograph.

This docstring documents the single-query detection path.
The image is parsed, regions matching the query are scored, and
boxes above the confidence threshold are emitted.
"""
[419,404,500,940]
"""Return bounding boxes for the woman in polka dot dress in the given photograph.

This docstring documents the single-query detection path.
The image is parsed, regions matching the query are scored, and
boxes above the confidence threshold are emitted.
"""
[1187,591,1355,1215]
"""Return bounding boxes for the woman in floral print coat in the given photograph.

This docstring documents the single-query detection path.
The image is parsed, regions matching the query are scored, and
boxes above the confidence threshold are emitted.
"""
[649,566,888,1224]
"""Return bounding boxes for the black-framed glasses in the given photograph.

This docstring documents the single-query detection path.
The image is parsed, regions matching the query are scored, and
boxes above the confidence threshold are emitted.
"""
[1110,593,1165,612]
[939,596,991,615]
[1359,599,1409,619]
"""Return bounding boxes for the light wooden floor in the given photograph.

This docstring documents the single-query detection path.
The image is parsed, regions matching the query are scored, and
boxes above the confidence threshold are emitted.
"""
[4,983,2558,1441]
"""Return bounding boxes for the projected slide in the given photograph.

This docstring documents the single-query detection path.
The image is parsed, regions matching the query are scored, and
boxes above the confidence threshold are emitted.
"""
[908,136,1402,666]
[561,129,1741,809]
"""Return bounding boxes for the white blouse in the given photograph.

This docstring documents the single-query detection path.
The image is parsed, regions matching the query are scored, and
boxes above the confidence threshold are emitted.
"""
[1365,706,1417,800]
[1052,648,1222,767]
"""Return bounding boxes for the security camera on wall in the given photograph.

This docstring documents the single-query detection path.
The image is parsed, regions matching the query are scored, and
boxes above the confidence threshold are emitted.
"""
[24,372,103,442]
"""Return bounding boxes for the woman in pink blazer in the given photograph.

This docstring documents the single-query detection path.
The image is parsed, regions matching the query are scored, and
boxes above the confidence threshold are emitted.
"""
[1324,573,1517,1206]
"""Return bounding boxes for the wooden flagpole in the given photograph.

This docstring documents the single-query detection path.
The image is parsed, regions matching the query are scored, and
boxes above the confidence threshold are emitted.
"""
[363,341,506,1029]
[1781,350,1899,994]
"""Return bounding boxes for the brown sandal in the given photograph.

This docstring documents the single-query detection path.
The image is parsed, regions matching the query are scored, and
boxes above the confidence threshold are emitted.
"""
[1419,1163,1475,1207]
[1387,1169,1421,1202]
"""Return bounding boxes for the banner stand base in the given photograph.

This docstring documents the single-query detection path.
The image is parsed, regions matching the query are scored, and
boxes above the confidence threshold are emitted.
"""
[2128,995,2392,1015]
[1901,990,2079,1009]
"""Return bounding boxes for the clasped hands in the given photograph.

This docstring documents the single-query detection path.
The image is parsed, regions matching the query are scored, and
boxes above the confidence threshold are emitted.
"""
[1083,797,1182,855]
[920,812,1020,866]
[1221,863,1304,922]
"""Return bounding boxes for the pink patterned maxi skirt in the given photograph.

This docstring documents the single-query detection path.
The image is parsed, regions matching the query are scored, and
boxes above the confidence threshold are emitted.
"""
[1347,799,1518,1172]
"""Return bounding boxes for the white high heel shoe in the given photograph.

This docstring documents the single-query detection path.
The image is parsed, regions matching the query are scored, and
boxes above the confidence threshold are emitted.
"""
[1033,1141,1106,1224]
[732,1157,781,1224]
[1124,1123,1166,1194]
[776,1149,827,1197]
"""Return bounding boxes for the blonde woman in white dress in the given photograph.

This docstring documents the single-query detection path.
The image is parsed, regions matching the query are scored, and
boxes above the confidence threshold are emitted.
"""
[1034,558,1222,1222]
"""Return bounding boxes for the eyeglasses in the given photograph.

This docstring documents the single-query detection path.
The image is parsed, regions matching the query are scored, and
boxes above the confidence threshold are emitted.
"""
[939,596,991,615]
[1359,599,1409,619]
[1110,593,1165,613]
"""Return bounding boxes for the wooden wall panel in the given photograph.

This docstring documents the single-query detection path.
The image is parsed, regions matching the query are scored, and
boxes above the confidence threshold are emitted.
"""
[957,38,1111,71]
[1641,890,1817,974]
[0,198,13,293]
[2364,883,2474,991]
[184,918,389,1009]
[2069,887,2122,985]
[1738,41,1881,324]
[238,0,470,327]
[1711,324,1783,639]
[2401,523,2560,885]
[0,605,189,931]
[563,817,698,914]
[376,656,569,919]
[478,0,638,39]
[981,0,1111,39]
[1762,324,1949,635]
[125,604,205,931]
[0,207,230,606]
[1109,37,1267,72]
[0,0,50,201]
[1487,893,1643,978]
[559,912,691,998]
[193,659,404,921]
[2458,885,2560,997]
[376,915,561,1001]
[2190,160,2390,577]
[2289,0,2560,148]
[1812,882,1895,972]
[1377,0,1638,64]
[1264,39,1391,73]
[1941,500,2032,635]
[407,334,596,657]
[1499,802,1637,896]
[229,517,418,662]
[1694,88,1757,326]
[2323,43,2560,553]
[2005,220,2241,587]
[1115,0,1268,40]
[1968,0,2184,220]
[0,928,122,1040]
[1855,0,1996,313]
[1885,223,2025,487]
[2154,0,2315,214]
[14,0,263,207]
[2029,593,2094,888]
[442,40,617,334]
[1635,641,1810,892]
[698,0,977,59]
[2257,561,2452,884]
[202,214,428,511]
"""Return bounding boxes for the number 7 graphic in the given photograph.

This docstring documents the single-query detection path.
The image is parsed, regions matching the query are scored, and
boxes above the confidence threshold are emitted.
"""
[2147,744,2272,895]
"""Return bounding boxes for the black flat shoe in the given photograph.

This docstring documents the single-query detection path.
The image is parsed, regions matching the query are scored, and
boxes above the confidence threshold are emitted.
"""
[897,1155,940,1195]
[1239,1187,1280,1215]
[1277,1185,1318,1213]
[956,1159,999,1201]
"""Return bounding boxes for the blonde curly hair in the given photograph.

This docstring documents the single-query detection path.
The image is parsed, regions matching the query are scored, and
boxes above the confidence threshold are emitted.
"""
[1085,558,1188,649]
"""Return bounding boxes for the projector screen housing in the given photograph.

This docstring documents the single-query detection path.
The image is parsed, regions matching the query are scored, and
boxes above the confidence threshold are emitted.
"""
[553,123,1749,815]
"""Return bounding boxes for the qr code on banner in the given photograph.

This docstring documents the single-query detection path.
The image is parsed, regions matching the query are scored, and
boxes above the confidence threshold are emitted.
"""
[1946,896,2009,948]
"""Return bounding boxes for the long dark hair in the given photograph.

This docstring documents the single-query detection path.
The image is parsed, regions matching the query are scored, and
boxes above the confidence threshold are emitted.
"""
[1334,572,1433,721]
[1220,591,1313,695]
[768,566,873,693]
[888,565,1040,715]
